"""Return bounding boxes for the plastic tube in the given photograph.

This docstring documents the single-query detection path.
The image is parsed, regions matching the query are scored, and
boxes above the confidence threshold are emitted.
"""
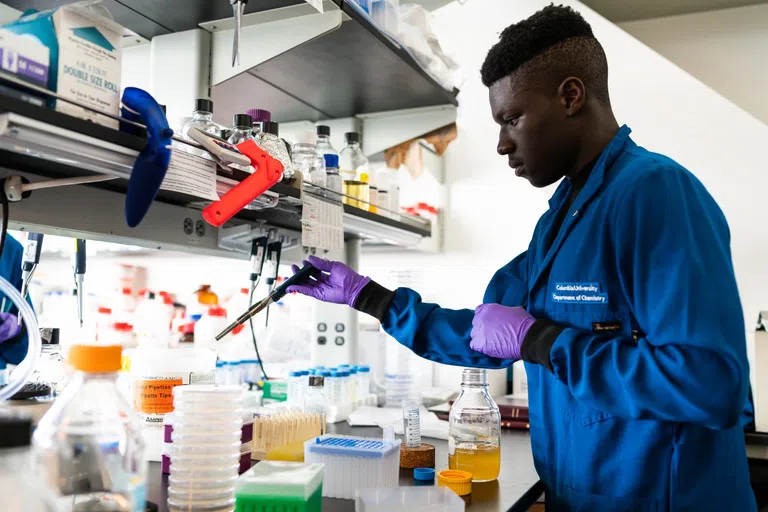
[402,398,421,448]
[0,275,41,401]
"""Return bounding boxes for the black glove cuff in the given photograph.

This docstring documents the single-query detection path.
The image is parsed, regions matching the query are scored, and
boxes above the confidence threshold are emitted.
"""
[353,281,395,322]
[521,319,563,372]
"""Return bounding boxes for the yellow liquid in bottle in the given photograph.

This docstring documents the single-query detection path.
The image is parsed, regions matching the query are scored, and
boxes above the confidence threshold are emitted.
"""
[448,444,501,482]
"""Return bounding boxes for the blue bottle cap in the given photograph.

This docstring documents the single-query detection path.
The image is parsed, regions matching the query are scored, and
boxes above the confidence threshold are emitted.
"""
[414,468,435,481]
[216,361,225,368]
[299,370,309,376]
[190,314,202,321]
[348,368,358,375]
[357,365,370,373]
[289,371,301,377]
[320,371,331,377]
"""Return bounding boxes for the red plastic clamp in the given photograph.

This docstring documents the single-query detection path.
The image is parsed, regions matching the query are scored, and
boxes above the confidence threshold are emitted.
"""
[202,140,284,227]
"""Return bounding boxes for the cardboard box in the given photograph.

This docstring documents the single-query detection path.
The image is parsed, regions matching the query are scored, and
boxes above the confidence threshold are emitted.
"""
[3,1,131,128]
[0,28,50,89]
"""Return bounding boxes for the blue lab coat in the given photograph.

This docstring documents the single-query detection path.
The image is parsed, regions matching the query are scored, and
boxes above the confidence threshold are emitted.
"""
[0,234,29,369]
[381,126,756,511]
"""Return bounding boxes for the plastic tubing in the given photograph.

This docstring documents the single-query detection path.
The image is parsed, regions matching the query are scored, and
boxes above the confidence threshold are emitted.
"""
[0,275,41,401]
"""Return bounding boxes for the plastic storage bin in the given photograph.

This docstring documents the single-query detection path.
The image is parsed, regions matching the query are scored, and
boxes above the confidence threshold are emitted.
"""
[235,461,324,512]
[355,487,465,512]
[304,434,401,499]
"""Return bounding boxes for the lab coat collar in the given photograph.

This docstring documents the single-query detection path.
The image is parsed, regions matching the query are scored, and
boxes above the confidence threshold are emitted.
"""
[547,124,632,210]
[530,125,632,294]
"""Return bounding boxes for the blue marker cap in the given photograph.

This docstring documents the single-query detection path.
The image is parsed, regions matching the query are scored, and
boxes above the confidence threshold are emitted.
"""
[414,468,435,481]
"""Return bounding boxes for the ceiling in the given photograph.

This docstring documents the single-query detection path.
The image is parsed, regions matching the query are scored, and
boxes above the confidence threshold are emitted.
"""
[579,0,768,22]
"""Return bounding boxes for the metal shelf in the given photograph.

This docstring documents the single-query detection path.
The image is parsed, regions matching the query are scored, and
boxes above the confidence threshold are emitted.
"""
[0,92,430,255]
[209,0,458,123]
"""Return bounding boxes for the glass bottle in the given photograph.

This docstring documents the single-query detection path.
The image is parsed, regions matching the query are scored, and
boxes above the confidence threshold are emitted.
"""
[181,98,219,140]
[33,345,147,511]
[304,375,327,423]
[448,368,501,482]
[324,154,343,201]
[256,121,293,180]
[316,125,337,158]
[0,414,56,512]
[246,108,271,138]
[292,131,326,187]
[228,113,254,145]
[339,132,368,182]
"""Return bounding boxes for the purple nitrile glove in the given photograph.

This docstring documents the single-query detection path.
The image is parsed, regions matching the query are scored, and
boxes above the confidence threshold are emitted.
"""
[287,255,371,308]
[0,312,22,344]
[469,304,536,360]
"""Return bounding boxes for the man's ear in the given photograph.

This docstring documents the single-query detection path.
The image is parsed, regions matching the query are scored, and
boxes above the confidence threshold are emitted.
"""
[558,77,586,116]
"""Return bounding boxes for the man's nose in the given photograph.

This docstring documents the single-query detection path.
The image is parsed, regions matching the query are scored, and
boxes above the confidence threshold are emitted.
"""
[497,132,515,155]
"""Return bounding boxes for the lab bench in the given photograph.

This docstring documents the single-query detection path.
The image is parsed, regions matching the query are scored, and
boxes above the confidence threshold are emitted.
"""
[146,423,543,512]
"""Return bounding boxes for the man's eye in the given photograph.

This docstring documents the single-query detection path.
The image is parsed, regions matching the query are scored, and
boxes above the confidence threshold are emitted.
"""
[505,116,520,126]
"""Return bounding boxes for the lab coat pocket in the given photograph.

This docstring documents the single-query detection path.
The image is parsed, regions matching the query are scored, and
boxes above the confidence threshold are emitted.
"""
[557,485,659,512]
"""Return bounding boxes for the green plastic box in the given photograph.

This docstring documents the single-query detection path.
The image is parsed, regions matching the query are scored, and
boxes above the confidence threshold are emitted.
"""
[235,460,324,512]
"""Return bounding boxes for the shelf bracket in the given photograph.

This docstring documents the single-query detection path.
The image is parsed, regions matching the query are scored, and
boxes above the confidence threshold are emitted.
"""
[218,223,299,255]
[204,2,343,86]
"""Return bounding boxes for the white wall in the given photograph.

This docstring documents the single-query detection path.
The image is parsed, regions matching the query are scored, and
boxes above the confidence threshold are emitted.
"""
[364,0,768,337]
[619,4,768,125]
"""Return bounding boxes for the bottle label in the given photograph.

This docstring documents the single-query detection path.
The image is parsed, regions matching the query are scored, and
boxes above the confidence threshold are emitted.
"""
[133,371,215,417]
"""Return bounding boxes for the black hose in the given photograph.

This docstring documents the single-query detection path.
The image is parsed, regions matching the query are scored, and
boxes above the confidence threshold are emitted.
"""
[249,285,269,381]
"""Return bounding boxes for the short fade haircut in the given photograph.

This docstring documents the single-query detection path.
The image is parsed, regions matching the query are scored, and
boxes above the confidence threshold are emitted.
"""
[480,4,611,104]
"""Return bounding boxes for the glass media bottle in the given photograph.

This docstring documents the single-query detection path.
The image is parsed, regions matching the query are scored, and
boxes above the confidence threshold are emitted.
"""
[448,368,501,482]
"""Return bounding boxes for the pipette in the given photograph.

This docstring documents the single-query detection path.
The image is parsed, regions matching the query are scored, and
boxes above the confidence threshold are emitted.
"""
[215,262,318,341]
[72,239,86,327]
[17,233,44,324]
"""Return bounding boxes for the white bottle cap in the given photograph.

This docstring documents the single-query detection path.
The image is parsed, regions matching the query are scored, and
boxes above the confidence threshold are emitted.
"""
[295,130,317,145]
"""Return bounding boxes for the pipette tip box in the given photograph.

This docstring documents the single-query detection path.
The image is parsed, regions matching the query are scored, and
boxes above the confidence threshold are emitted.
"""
[235,460,324,512]
[304,434,401,499]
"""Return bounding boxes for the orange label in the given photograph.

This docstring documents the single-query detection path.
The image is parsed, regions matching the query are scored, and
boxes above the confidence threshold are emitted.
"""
[134,379,183,414]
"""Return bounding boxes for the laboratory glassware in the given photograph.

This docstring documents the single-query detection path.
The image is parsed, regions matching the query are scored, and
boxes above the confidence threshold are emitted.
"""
[181,98,219,140]
[324,154,343,201]
[0,414,56,512]
[316,125,337,158]
[448,368,501,482]
[256,121,294,180]
[402,398,422,449]
[33,345,147,512]
[292,131,326,187]
[228,113,254,145]
[339,132,369,182]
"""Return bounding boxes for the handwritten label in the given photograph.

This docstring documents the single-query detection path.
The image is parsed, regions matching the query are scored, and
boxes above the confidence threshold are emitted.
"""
[301,192,343,252]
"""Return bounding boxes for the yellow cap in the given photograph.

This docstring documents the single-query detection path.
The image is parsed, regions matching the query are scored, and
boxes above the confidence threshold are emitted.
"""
[69,345,122,373]
[360,173,369,183]
[437,469,472,496]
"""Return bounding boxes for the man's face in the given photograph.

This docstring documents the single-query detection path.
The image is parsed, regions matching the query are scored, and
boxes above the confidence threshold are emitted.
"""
[489,74,579,188]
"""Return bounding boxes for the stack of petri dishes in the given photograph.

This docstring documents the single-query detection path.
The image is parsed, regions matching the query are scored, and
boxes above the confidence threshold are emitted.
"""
[167,385,245,512]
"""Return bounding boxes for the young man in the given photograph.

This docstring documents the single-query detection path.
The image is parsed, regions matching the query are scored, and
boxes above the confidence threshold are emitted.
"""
[289,5,756,511]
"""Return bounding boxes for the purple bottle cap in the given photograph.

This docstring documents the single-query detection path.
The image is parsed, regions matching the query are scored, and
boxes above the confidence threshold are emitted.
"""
[245,109,271,123]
